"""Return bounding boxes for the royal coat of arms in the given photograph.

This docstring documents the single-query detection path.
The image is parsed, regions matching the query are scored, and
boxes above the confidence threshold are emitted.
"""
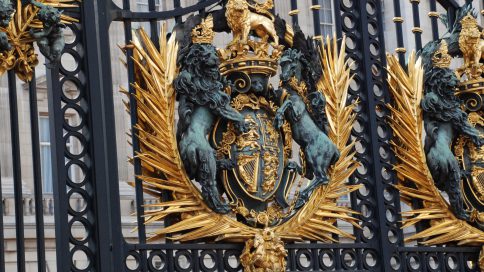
[386,4,484,269]
[124,0,359,270]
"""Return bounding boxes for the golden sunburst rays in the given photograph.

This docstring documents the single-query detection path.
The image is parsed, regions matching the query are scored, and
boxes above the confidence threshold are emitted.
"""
[124,25,254,242]
[125,28,359,243]
[0,0,79,81]
[386,52,484,246]
[274,36,361,242]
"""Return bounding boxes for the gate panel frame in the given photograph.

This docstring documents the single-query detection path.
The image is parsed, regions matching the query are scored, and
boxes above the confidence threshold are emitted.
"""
[46,0,483,271]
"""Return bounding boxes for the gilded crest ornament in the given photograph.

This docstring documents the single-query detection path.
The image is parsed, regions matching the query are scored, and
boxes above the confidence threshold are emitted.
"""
[387,3,484,262]
[123,2,359,271]
[0,0,78,82]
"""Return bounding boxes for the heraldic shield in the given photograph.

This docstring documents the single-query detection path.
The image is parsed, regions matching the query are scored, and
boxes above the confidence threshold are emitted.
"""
[211,75,295,215]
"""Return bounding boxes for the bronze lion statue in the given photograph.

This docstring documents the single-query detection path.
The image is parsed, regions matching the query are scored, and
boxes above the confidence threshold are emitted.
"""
[174,44,246,213]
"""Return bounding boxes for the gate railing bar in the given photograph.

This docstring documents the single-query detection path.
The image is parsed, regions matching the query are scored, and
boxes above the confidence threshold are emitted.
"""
[198,0,207,17]
[436,0,459,9]
[311,0,321,37]
[28,72,47,272]
[0,165,4,272]
[82,0,125,269]
[120,3,152,271]
[164,0,175,257]
[290,0,298,25]
[174,0,182,24]
[112,0,220,22]
[148,0,160,45]
[392,0,405,65]
[8,70,26,272]
[122,0,148,253]
[354,1,401,270]
[46,65,71,272]
[410,0,423,51]
[332,0,341,40]
[429,0,440,41]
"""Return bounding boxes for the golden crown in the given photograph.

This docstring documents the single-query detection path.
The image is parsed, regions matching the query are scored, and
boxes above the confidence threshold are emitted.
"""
[192,15,215,44]
[432,40,451,68]
[461,13,478,29]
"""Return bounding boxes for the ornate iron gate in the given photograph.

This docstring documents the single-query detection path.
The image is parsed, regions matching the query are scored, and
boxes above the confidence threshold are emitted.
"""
[0,0,482,271]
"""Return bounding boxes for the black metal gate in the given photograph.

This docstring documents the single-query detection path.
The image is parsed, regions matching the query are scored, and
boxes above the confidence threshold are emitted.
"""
[0,0,482,271]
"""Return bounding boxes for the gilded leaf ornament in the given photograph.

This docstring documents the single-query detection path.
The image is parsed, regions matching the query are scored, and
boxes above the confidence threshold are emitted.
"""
[0,0,78,82]
[387,52,484,245]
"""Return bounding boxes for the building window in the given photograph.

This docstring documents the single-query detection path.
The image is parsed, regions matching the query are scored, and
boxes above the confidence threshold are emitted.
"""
[39,116,53,193]
[319,0,334,37]
[39,116,75,193]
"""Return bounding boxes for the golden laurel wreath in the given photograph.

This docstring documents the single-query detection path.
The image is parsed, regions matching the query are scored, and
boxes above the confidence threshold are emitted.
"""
[123,25,360,243]
[386,53,484,267]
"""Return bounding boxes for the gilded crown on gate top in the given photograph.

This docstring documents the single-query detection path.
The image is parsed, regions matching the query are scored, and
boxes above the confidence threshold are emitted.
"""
[191,15,215,44]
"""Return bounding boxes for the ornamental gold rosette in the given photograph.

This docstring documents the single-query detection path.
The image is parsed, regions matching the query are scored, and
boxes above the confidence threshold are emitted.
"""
[123,1,360,270]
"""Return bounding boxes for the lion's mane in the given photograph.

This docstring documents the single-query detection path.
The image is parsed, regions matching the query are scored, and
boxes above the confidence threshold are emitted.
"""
[174,44,232,139]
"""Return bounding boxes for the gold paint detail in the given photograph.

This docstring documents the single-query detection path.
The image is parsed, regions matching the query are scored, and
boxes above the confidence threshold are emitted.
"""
[240,229,287,272]
[261,116,279,193]
[226,0,277,47]
[432,40,451,68]
[310,5,321,10]
[288,9,299,16]
[284,24,294,46]
[219,123,237,157]
[395,47,407,53]
[428,11,439,17]
[393,17,404,23]
[237,153,260,193]
[412,27,423,33]
[386,52,484,245]
[281,121,292,163]
[0,0,79,82]
[457,13,484,81]
[191,14,215,44]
